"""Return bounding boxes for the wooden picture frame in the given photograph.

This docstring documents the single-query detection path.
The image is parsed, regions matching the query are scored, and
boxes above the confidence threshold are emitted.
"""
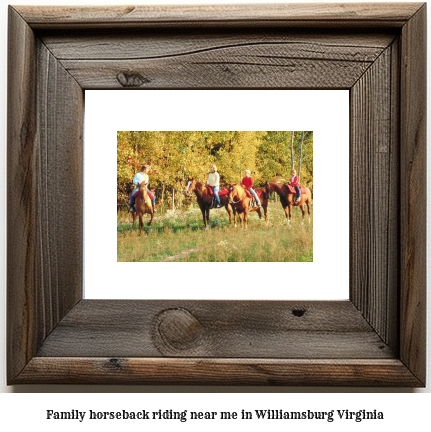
[7,3,426,386]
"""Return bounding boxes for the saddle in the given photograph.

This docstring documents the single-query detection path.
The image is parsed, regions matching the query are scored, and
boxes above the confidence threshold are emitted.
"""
[207,186,229,196]
[285,184,307,195]
[245,188,264,210]
[244,188,263,199]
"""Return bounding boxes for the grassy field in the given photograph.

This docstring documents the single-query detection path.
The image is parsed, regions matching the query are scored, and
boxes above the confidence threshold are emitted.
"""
[117,202,312,262]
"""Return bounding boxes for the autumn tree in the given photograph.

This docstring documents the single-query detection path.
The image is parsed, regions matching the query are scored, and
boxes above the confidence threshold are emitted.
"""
[117,131,313,210]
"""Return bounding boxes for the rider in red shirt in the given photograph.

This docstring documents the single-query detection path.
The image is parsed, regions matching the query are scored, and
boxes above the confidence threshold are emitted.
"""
[241,170,261,207]
[289,169,301,203]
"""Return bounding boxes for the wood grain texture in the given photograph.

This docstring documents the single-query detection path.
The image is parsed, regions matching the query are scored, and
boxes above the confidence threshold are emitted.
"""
[41,30,394,89]
[350,44,398,347]
[399,3,427,385]
[36,300,393,359]
[49,31,394,89]
[41,31,395,60]
[35,40,84,335]
[7,3,427,386]
[7,6,38,382]
[387,38,401,352]
[15,358,423,386]
[15,3,423,29]
[7,6,83,384]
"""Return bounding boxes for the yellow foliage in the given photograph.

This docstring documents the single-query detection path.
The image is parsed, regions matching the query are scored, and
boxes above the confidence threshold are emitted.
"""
[117,131,313,208]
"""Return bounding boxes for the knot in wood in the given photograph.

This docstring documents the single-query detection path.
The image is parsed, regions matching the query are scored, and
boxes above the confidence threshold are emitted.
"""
[116,71,150,87]
[108,358,123,369]
[292,308,306,317]
[155,308,203,351]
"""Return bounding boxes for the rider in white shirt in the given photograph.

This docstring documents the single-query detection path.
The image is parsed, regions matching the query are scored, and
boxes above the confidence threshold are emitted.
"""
[129,165,155,212]
[206,163,221,207]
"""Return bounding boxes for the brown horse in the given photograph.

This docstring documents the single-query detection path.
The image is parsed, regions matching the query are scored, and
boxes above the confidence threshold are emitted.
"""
[132,182,154,231]
[226,184,265,229]
[265,181,312,225]
[185,178,235,230]
[251,185,270,221]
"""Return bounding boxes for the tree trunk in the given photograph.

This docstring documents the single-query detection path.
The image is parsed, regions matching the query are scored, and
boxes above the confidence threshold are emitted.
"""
[290,131,294,170]
[161,183,165,213]
[298,131,304,182]
[178,184,183,210]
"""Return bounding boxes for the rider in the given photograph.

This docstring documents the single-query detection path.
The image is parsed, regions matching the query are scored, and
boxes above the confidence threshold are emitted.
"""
[289,169,301,203]
[241,169,261,208]
[129,165,156,212]
[206,163,221,208]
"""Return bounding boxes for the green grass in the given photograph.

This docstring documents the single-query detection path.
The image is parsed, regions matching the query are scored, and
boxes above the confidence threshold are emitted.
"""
[117,202,312,262]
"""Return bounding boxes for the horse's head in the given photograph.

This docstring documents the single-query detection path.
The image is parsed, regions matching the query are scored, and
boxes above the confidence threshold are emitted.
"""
[227,184,239,204]
[185,178,196,196]
[138,182,148,193]
[264,181,272,197]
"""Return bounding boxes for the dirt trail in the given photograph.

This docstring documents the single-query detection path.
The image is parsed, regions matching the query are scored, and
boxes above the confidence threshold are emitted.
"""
[159,246,209,262]
[159,242,238,262]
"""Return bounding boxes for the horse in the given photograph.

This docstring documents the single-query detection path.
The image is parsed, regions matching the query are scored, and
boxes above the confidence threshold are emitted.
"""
[185,178,235,230]
[227,184,269,229]
[265,181,312,225]
[132,182,154,231]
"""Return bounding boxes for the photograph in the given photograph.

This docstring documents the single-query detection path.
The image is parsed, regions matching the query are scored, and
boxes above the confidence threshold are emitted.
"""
[117,131,313,262]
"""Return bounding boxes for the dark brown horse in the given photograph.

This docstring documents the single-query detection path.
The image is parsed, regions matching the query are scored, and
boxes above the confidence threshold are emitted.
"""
[265,181,312,225]
[185,178,235,229]
[227,184,270,229]
[132,182,154,231]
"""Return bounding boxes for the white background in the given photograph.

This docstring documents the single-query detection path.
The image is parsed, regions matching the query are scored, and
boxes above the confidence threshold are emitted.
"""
[0,0,430,428]
[85,90,349,300]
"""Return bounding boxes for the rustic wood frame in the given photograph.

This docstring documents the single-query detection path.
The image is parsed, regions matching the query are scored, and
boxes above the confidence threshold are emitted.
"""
[7,3,426,386]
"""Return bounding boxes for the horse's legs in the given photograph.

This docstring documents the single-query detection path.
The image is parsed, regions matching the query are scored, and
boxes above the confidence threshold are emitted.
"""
[231,206,237,227]
[147,210,154,226]
[244,209,248,230]
[200,207,206,228]
[283,199,292,226]
[225,204,232,225]
[138,215,143,232]
[306,198,312,224]
[256,207,262,219]
[299,203,305,225]
[288,203,293,225]
[263,201,268,221]
[132,212,136,229]
[205,208,210,229]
